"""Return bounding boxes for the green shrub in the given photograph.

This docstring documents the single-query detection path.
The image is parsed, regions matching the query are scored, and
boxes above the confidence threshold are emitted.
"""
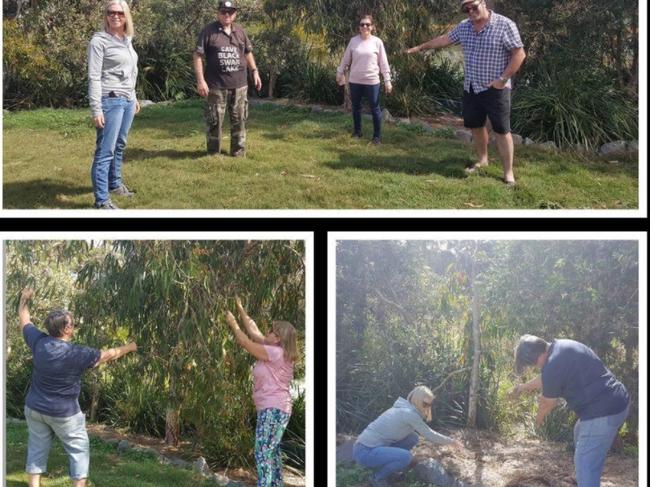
[512,66,638,149]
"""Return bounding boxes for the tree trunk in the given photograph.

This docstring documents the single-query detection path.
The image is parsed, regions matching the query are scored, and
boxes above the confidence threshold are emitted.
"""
[165,406,181,446]
[90,372,100,422]
[467,255,481,428]
[269,71,277,99]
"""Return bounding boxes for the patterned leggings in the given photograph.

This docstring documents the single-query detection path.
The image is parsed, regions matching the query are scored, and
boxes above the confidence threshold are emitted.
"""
[255,408,291,487]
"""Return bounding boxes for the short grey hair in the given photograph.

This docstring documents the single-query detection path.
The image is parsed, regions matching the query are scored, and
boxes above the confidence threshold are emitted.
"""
[514,334,549,375]
[44,309,72,338]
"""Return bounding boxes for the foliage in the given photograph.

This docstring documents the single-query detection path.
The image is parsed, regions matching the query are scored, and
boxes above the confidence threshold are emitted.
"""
[336,240,639,449]
[5,240,306,469]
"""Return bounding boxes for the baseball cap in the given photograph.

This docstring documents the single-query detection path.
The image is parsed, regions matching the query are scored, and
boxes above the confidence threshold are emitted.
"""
[218,1,237,10]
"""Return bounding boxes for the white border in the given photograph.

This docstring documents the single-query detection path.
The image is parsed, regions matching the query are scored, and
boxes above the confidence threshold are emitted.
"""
[0,232,314,487]
[328,232,647,487]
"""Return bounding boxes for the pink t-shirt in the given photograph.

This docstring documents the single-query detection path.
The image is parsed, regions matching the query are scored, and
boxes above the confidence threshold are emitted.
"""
[336,35,391,85]
[252,345,294,414]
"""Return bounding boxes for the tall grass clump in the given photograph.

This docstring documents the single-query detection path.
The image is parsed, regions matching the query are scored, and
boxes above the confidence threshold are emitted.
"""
[512,66,638,149]
[276,48,342,105]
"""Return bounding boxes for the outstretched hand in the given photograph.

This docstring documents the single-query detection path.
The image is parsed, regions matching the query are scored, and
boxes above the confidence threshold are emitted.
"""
[235,295,244,312]
[508,384,523,400]
[20,287,34,302]
[225,310,239,331]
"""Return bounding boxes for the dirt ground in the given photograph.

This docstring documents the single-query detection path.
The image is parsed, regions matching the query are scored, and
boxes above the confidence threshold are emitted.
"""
[338,430,637,487]
[86,423,305,487]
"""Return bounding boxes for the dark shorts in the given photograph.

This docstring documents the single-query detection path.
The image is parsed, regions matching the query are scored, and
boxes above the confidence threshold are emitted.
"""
[463,86,511,134]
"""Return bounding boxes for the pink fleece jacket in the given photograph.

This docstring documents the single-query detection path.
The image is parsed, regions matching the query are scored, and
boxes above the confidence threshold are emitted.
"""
[337,35,392,85]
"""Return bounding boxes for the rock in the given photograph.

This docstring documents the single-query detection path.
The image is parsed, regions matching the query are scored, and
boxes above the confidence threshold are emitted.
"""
[382,108,395,123]
[524,137,534,145]
[310,105,323,113]
[209,472,230,486]
[336,438,356,464]
[117,440,130,453]
[159,454,191,468]
[627,140,638,152]
[511,133,523,145]
[455,130,472,143]
[414,458,472,487]
[536,141,557,151]
[396,117,411,125]
[139,100,155,108]
[105,438,120,446]
[193,456,211,476]
[599,140,627,156]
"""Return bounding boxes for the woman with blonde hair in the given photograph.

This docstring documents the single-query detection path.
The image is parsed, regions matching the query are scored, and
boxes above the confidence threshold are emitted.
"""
[225,296,298,487]
[87,0,140,209]
[353,385,462,487]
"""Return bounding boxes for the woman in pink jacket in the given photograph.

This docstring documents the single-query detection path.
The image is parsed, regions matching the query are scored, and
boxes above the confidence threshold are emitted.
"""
[225,296,298,487]
[337,14,393,144]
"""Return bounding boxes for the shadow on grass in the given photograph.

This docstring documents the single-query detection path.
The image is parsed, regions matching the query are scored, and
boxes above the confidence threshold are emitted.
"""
[325,152,471,179]
[3,179,91,209]
[126,148,207,161]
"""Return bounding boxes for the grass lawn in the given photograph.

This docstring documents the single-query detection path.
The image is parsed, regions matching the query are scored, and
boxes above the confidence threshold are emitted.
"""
[2,99,638,209]
[5,421,214,487]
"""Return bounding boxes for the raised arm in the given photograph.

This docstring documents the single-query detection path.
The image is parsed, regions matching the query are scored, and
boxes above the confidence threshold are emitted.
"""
[236,296,265,344]
[95,342,137,367]
[406,34,453,54]
[18,287,34,330]
[225,310,269,361]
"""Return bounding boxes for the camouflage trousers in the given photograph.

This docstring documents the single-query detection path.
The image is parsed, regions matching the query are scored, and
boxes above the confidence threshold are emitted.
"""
[204,86,249,155]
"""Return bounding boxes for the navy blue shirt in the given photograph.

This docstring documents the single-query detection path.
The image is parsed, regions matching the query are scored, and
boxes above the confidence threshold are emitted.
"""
[23,323,101,417]
[542,339,629,420]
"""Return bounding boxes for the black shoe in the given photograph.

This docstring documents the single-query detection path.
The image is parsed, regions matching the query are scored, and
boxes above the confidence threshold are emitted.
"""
[372,137,382,145]
[94,200,118,209]
[351,132,362,139]
[232,149,246,157]
[109,184,134,197]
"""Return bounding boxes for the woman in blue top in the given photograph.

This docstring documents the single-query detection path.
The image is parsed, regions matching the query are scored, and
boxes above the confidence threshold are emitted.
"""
[19,287,137,487]
[353,385,462,487]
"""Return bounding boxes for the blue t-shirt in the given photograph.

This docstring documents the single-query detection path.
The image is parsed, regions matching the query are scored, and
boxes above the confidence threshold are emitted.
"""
[23,323,101,418]
[542,339,629,420]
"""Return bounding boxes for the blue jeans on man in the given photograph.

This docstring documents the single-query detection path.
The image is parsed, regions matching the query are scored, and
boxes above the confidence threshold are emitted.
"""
[349,82,382,140]
[573,403,629,487]
[91,96,136,206]
[24,405,90,480]
[353,432,419,481]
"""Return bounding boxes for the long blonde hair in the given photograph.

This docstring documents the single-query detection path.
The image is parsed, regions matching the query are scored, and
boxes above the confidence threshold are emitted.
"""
[103,0,134,38]
[272,320,298,363]
[407,385,434,422]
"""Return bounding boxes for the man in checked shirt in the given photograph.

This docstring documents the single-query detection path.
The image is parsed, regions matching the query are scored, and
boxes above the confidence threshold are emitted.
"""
[407,0,526,186]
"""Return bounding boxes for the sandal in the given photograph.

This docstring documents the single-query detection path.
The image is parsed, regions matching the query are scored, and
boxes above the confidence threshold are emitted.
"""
[465,162,488,174]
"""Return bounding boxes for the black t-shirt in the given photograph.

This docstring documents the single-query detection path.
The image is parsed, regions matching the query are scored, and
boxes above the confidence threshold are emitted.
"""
[542,339,629,420]
[196,21,252,90]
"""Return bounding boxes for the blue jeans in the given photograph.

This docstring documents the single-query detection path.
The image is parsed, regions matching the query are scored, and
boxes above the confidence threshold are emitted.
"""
[349,82,382,139]
[574,404,629,487]
[24,405,90,480]
[353,433,419,481]
[91,96,136,205]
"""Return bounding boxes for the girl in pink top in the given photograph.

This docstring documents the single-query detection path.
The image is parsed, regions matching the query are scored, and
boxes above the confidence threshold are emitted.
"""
[336,15,392,144]
[226,296,298,487]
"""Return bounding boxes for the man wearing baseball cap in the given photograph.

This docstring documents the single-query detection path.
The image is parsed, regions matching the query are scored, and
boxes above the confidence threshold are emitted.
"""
[193,0,262,157]
[406,0,526,186]
[511,335,630,486]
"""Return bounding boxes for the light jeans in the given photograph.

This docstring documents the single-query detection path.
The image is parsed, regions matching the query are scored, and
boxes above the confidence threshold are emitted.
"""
[352,432,419,481]
[91,96,136,205]
[574,403,629,487]
[24,405,90,480]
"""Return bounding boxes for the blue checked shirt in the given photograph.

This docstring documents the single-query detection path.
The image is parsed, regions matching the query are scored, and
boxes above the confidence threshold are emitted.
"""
[448,12,523,93]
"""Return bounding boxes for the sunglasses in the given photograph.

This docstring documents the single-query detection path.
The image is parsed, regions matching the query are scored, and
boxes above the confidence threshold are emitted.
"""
[359,23,372,27]
[462,1,482,14]
[107,10,125,17]
[219,9,236,15]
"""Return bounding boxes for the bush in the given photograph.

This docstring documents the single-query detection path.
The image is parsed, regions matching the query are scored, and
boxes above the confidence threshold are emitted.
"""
[512,66,638,149]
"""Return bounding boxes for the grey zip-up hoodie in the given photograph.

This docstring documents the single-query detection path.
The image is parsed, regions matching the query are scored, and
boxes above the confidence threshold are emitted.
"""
[356,397,454,448]
[87,31,138,117]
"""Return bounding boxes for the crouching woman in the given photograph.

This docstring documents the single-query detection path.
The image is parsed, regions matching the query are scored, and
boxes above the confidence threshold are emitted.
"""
[353,385,462,487]
[225,296,298,487]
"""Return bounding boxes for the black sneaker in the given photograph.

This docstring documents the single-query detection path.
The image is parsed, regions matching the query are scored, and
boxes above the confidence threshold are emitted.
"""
[372,137,382,145]
[94,200,118,209]
[110,184,134,197]
[232,149,246,158]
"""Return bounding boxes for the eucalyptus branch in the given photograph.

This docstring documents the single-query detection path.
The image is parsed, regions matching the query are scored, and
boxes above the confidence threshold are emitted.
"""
[430,367,471,395]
